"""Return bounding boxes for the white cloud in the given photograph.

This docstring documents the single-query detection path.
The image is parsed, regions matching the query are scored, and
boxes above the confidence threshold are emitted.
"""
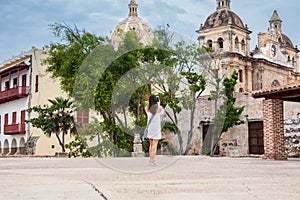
[1,0,300,61]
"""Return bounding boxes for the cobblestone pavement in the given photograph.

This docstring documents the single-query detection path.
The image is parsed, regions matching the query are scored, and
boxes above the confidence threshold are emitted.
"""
[0,156,300,200]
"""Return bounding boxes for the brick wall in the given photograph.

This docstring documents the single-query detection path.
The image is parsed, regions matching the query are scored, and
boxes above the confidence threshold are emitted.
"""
[263,99,287,160]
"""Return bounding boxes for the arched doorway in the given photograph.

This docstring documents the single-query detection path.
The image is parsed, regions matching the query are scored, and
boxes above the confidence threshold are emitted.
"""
[3,140,9,155]
[11,139,17,155]
[0,141,2,155]
[19,138,26,155]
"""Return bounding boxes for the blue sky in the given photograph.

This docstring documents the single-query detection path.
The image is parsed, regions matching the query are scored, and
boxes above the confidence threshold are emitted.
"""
[1,0,300,62]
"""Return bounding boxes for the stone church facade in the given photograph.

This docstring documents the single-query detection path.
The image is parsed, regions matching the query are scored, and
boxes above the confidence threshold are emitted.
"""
[193,0,300,157]
[109,0,300,157]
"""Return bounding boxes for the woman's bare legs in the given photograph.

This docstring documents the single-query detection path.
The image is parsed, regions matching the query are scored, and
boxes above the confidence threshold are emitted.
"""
[149,139,154,162]
[149,139,159,165]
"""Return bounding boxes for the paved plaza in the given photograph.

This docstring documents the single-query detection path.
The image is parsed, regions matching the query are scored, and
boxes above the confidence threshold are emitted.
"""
[0,156,300,200]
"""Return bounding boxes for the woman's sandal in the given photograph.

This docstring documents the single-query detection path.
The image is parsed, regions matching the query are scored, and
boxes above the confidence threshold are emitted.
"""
[149,159,157,166]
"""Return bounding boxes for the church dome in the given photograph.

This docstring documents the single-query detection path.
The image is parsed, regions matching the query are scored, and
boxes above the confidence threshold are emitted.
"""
[110,16,153,46]
[110,0,154,46]
[200,9,247,31]
[280,34,294,49]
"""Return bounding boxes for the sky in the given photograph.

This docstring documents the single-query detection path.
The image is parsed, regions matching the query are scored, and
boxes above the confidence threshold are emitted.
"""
[1,0,300,63]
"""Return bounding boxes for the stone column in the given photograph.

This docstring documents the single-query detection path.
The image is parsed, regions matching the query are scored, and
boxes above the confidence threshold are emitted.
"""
[132,133,144,157]
[263,99,287,160]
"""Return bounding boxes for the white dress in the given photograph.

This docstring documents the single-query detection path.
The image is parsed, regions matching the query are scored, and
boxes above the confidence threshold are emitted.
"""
[145,107,164,140]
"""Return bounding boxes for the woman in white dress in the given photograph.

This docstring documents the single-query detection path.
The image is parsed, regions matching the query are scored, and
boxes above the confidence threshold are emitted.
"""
[145,94,164,166]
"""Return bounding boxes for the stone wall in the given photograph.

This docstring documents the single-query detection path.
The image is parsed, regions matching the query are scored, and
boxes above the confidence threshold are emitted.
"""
[284,102,300,157]
[164,92,300,157]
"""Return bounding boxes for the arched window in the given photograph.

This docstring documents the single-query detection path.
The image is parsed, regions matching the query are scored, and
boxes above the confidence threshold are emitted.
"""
[292,57,295,65]
[235,37,239,51]
[288,55,291,62]
[239,88,244,93]
[207,40,213,48]
[218,38,224,49]
[271,80,280,87]
[241,39,246,52]
[238,69,243,82]
[3,139,9,155]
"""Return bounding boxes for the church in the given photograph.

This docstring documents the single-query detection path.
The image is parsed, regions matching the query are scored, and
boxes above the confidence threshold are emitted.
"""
[110,0,300,158]
[195,0,300,159]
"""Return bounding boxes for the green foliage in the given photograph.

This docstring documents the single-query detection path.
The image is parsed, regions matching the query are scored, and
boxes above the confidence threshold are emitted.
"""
[65,135,92,158]
[79,118,132,157]
[45,22,107,96]
[219,71,244,133]
[158,92,182,113]
[152,37,209,155]
[181,72,206,93]
[162,121,179,133]
[26,97,77,153]
[210,71,244,154]
[45,23,205,156]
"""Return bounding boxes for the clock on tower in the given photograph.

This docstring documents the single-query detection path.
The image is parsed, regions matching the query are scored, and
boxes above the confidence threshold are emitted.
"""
[271,45,276,57]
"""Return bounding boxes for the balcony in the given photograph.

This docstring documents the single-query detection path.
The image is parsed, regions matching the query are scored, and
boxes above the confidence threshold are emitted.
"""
[4,123,26,135]
[0,86,29,103]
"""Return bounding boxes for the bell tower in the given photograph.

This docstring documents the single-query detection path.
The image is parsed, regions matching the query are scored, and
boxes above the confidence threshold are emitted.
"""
[256,10,299,71]
[216,0,231,10]
[197,0,251,56]
[269,10,282,32]
[128,0,138,17]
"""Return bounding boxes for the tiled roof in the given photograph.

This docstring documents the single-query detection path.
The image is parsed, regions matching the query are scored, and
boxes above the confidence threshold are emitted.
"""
[252,80,300,97]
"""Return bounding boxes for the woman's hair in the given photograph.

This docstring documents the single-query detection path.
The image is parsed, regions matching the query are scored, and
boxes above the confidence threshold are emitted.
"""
[148,94,159,115]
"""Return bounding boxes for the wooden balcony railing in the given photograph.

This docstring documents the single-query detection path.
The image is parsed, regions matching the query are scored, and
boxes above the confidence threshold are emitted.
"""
[4,123,26,135]
[0,86,29,103]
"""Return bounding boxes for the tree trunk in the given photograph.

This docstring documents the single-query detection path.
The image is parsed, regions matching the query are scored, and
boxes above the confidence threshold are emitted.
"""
[184,91,196,155]
[210,71,220,156]
[172,108,183,155]
[97,132,101,157]
[184,97,196,155]
[177,131,184,155]
[55,132,65,153]
[62,130,66,153]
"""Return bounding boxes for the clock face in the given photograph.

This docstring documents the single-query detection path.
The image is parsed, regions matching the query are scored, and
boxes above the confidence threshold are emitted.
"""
[271,45,276,57]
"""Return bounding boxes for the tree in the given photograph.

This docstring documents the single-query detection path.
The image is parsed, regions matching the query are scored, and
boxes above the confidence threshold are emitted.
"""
[152,28,210,155]
[45,22,108,96]
[45,23,177,156]
[26,97,77,153]
[65,135,92,158]
[78,118,118,157]
[209,71,244,155]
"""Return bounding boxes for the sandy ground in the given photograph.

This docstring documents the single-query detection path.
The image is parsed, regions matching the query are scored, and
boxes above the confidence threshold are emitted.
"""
[0,156,300,200]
